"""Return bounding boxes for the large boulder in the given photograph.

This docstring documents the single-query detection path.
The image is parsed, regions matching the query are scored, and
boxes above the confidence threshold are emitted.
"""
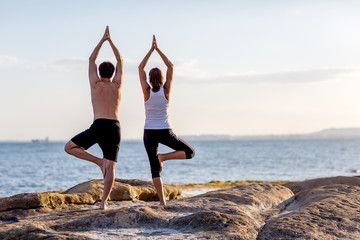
[0,178,181,219]
[63,178,181,202]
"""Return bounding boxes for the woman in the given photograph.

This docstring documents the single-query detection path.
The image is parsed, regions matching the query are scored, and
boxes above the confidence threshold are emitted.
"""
[138,35,195,206]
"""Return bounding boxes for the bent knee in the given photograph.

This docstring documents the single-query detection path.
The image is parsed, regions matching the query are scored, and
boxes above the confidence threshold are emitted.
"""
[64,142,72,154]
[64,141,76,154]
[186,148,195,159]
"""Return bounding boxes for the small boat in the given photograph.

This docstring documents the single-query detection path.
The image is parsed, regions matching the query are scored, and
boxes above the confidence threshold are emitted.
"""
[31,137,49,143]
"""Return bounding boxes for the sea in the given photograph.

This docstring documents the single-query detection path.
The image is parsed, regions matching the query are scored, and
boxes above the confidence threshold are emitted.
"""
[1,139,360,198]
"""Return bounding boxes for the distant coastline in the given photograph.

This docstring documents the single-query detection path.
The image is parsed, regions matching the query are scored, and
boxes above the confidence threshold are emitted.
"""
[2,128,360,142]
[182,128,360,141]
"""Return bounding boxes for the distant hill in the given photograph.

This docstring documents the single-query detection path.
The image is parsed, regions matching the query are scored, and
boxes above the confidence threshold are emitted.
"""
[309,128,360,138]
[182,128,360,141]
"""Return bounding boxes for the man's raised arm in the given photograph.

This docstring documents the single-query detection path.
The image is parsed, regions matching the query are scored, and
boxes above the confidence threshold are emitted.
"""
[89,26,109,87]
[107,28,123,87]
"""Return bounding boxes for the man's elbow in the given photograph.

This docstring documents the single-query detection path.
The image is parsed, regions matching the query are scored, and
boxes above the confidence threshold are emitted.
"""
[89,56,96,62]
[115,54,123,63]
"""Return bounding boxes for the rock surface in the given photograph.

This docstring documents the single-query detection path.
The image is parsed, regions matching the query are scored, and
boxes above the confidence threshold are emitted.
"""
[0,176,359,239]
[258,176,360,239]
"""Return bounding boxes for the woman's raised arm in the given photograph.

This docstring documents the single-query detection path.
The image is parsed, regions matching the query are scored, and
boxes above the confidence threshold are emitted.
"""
[154,36,173,99]
[138,38,155,99]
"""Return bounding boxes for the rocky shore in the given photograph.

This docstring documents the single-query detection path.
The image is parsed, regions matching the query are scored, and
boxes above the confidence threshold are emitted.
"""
[1,176,359,239]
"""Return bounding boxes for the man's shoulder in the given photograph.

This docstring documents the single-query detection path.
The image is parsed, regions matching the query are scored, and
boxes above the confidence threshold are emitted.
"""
[92,81,121,92]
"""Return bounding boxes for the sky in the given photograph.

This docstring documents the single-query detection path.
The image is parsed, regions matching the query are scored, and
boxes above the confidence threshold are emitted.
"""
[1,0,360,141]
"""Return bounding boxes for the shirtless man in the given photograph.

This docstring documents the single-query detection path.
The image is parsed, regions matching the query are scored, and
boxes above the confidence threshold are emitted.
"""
[64,26,123,210]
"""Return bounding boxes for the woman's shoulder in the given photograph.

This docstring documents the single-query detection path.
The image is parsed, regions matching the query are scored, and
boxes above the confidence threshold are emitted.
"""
[151,86,162,93]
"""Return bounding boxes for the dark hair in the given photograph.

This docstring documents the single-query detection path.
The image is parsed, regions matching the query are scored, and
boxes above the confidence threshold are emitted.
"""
[99,61,115,78]
[149,68,163,91]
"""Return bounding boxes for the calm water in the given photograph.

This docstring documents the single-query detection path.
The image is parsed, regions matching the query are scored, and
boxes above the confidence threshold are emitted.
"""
[0,140,359,197]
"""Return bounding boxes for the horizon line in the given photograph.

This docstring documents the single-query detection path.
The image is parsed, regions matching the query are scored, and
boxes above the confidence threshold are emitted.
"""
[3,127,360,142]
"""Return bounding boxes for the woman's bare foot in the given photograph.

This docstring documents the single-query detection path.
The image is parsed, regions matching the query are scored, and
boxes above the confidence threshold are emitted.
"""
[157,154,164,172]
[160,200,166,207]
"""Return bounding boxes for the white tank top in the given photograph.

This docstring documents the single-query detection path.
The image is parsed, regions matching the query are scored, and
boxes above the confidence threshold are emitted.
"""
[144,87,171,129]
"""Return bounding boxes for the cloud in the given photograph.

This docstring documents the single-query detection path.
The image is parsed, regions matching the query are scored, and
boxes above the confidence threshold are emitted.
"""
[174,59,199,69]
[125,58,206,78]
[23,58,87,71]
[50,58,88,71]
[182,67,358,84]
[31,57,136,72]
[153,59,357,85]
[0,55,20,65]
[30,56,357,85]
[124,58,207,79]
[173,59,211,78]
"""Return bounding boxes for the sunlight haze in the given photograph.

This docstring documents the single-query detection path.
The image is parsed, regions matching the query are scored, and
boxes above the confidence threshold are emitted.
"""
[1,0,360,140]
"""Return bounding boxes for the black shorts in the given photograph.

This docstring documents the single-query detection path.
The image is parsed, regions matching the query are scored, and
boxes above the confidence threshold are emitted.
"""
[71,119,121,162]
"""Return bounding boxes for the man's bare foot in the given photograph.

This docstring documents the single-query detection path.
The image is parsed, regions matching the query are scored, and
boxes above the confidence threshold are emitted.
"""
[157,154,164,173]
[100,201,107,210]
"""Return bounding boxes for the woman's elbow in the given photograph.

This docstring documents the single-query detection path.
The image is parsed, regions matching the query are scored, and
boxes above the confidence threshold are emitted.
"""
[168,62,174,69]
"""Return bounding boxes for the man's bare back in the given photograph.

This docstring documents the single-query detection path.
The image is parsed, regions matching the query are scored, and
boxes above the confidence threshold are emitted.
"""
[91,81,121,121]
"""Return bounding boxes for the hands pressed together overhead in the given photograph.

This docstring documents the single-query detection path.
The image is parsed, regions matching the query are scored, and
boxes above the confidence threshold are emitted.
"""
[152,35,158,50]
[102,25,158,51]
[102,25,111,42]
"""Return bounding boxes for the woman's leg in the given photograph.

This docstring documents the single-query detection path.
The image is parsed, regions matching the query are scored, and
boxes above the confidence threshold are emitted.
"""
[152,177,166,206]
[158,129,195,168]
[144,130,166,205]
[157,151,186,171]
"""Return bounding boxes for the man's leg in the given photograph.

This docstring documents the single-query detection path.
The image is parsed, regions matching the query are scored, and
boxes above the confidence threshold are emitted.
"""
[96,120,121,210]
[100,159,116,210]
[64,141,105,175]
